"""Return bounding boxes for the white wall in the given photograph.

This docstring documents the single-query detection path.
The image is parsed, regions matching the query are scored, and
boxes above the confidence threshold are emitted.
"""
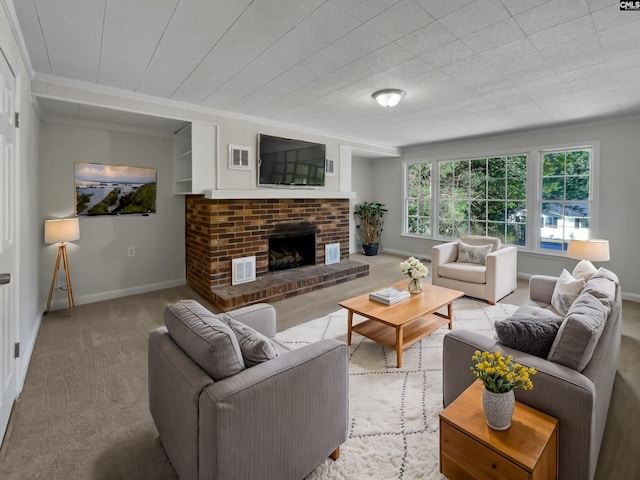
[39,124,186,310]
[374,116,640,301]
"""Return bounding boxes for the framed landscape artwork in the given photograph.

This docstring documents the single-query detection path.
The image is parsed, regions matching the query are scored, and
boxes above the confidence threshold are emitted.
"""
[75,163,157,216]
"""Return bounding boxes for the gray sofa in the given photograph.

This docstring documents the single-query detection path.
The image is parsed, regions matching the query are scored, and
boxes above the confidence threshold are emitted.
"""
[148,300,348,480]
[442,268,621,480]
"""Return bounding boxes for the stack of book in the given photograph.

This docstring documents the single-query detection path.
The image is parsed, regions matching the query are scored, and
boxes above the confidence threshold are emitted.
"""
[369,287,411,305]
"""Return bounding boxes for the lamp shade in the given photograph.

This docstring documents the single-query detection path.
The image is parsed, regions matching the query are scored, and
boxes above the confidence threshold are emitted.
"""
[567,239,610,262]
[45,218,80,244]
[372,89,405,107]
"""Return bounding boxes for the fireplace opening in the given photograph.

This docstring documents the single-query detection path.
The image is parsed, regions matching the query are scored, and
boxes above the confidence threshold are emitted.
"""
[268,223,317,272]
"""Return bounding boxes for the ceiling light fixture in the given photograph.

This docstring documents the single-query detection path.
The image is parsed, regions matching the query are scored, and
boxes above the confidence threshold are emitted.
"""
[372,88,406,107]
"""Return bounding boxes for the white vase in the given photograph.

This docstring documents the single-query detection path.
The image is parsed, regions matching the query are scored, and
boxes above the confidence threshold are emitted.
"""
[482,388,515,431]
[408,277,423,294]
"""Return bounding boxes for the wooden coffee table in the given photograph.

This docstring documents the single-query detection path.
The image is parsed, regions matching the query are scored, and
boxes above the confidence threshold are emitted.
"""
[339,280,464,368]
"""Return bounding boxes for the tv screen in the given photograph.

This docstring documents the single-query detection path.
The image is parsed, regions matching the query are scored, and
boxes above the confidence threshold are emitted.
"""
[258,134,326,187]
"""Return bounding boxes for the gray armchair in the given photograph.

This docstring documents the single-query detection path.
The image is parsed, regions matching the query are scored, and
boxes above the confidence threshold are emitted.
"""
[148,301,348,480]
[432,235,517,304]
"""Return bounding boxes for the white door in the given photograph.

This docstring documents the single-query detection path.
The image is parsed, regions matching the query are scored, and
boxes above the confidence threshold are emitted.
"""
[0,48,17,444]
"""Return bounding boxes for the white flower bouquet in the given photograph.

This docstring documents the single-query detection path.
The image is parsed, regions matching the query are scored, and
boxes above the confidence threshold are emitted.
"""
[399,256,428,279]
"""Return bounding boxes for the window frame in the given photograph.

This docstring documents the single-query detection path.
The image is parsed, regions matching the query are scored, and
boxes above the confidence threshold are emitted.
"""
[402,141,600,257]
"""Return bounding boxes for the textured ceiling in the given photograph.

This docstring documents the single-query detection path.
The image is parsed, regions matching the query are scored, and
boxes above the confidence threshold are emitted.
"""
[12,0,640,147]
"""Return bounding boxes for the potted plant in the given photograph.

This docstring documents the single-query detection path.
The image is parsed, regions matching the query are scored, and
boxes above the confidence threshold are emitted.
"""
[354,201,387,256]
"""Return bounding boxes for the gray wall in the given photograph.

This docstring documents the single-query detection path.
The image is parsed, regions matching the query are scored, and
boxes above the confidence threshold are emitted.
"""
[39,124,186,310]
[373,116,640,301]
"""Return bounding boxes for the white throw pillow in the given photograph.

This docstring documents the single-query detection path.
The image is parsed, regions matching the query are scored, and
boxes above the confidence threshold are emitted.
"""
[551,269,585,316]
[457,240,493,264]
[572,259,597,281]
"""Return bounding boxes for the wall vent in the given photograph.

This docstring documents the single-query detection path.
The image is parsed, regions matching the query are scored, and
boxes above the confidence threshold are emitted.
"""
[325,243,340,265]
[232,256,256,285]
[229,145,252,170]
[325,158,335,176]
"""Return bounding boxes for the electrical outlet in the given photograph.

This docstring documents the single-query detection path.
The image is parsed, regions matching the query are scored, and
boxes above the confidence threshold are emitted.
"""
[128,247,135,257]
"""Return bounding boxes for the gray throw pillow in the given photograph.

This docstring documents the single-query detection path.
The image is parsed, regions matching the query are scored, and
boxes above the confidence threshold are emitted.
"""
[547,291,609,372]
[164,300,246,381]
[218,313,280,367]
[494,316,564,358]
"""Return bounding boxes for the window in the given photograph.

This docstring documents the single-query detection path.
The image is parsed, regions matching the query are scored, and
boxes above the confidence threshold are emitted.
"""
[406,163,431,236]
[404,145,595,254]
[437,155,527,245]
[539,147,592,252]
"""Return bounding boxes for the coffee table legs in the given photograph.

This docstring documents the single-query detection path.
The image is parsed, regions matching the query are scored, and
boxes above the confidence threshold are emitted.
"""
[347,310,353,345]
[396,326,404,368]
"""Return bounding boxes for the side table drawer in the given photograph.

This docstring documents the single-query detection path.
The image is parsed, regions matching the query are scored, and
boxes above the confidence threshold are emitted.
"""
[440,419,528,480]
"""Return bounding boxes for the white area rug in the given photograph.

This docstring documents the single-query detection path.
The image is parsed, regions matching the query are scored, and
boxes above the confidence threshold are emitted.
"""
[275,298,518,480]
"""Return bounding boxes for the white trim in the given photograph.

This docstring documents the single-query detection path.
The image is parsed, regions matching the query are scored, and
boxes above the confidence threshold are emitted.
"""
[16,312,41,392]
[30,74,402,153]
[47,278,186,311]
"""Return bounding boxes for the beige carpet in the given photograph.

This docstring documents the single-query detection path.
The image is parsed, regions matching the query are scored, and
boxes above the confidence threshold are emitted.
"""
[0,253,638,479]
[276,300,519,479]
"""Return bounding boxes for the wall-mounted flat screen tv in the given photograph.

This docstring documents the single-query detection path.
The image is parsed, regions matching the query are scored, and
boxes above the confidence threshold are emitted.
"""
[258,134,326,187]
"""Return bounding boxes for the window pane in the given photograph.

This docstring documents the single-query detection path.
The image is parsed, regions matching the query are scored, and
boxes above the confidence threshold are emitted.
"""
[507,156,527,177]
[470,200,486,219]
[507,178,526,199]
[543,152,565,175]
[470,221,486,235]
[507,224,526,246]
[488,201,505,221]
[542,177,564,200]
[488,157,506,178]
[488,178,506,198]
[566,150,590,175]
[566,176,589,200]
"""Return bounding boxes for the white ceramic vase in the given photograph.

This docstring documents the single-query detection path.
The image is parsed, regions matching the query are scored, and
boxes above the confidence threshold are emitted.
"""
[408,277,423,294]
[482,388,515,431]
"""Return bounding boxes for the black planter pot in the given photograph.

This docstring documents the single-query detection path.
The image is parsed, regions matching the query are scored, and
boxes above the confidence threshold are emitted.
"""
[362,243,379,256]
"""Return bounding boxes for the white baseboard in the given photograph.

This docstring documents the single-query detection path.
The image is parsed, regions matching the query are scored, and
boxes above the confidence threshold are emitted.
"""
[47,278,186,311]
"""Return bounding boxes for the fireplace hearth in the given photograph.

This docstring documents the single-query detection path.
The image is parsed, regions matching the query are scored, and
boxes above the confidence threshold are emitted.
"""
[185,197,369,310]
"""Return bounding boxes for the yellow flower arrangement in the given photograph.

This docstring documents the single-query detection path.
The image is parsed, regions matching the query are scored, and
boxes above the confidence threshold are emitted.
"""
[471,350,537,394]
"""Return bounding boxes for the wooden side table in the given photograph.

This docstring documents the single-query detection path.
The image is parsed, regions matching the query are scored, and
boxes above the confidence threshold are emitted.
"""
[439,381,558,480]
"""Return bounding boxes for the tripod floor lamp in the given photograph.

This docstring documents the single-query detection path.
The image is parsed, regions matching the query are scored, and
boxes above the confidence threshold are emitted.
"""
[45,218,80,316]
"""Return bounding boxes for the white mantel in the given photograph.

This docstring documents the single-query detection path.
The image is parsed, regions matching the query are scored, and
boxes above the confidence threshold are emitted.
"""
[204,189,355,199]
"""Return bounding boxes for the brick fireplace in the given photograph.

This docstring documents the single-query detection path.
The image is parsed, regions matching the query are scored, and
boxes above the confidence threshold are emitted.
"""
[185,196,369,310]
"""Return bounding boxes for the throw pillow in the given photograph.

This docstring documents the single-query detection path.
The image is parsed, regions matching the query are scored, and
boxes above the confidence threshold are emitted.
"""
[164,300,246,381]
[572,259,597,281]
[494,316,564,358]
[218,314,280,367]
[551,269,585,316]
[457,240,493,264]
[547,291,609,371]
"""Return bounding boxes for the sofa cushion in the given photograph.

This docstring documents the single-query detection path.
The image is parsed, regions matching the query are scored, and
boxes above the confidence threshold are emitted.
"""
[218,313,280,367]
[495,316,564,358]
[582,268,618,309]
[572,259,597,281]
[551,269,585,316]
[457,240,493,264]
[164,300,246,381]
[547,291,609,372]
[439,262,486,284]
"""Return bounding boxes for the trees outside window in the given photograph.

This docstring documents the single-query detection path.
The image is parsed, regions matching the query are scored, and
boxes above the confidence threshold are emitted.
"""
[404,146,594,253]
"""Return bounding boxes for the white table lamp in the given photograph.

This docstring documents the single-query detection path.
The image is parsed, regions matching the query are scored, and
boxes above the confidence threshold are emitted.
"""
[567,239,610,262]
[45,218,80,315]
